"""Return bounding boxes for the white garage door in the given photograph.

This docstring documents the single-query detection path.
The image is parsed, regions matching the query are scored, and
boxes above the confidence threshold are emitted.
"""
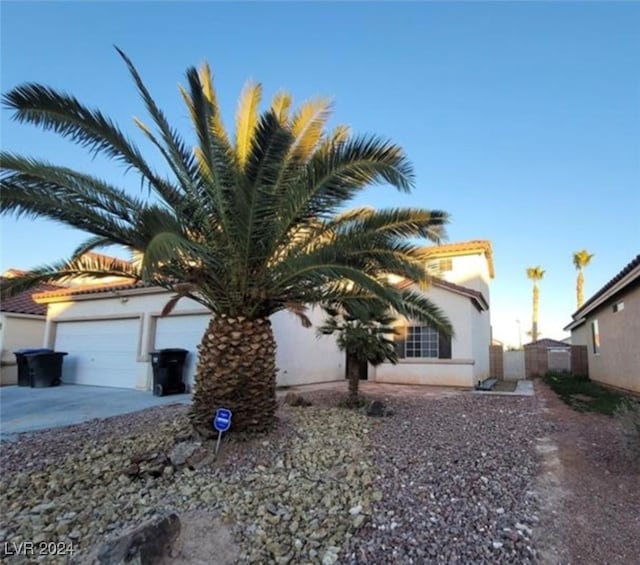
[55,318,140,388]
[154,314,211,386]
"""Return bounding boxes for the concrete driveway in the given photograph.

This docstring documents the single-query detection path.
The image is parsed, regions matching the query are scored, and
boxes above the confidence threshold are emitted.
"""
[0,384,190,440]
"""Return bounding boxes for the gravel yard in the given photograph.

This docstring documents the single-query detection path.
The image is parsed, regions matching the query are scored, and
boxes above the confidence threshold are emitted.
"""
[1,384,635,564]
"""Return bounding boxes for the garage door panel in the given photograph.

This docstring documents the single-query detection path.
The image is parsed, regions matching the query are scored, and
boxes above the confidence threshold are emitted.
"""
[55,319,139,388]
[154,315,210,386]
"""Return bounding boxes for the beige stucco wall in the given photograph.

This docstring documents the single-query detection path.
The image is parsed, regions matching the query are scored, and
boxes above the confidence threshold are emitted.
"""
[0,314,47,385]
[43,275,491,391]
[373,360,475,387]
[571,284,640,394]
[374,285,481,388]
[429,253,491,300]
[471,303,491,380]
[45,292,345,389]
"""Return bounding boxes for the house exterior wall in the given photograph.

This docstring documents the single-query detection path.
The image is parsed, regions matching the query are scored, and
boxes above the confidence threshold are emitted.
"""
[40,241,493,391]
[571,284,640,394]
[374,285,480,388]
[429,253,491,299]
[45,292,344,389]
[0,314,46,385]
[272,307,345,386]
[471,305,491,380]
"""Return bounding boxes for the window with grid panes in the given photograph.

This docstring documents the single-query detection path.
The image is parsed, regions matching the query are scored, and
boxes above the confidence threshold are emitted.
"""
[405,325,439,358]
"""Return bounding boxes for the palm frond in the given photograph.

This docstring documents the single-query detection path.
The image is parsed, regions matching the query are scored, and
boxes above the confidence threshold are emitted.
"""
[0,254,141,299]
[271,91,292,125]
[198,62,230,145]
[116,48,200,193]
[283,302,312,328]
[235,80,262,168]
[72,235,120,257]
[2,77,183,207]
[395,288,454,337]
[288,98,333,159]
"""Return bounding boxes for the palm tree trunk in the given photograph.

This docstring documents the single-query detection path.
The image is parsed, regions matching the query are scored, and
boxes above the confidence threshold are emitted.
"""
[347,358,360,406]
[532,283,540,342]
[190,314,277,436]
[577,270,584,308]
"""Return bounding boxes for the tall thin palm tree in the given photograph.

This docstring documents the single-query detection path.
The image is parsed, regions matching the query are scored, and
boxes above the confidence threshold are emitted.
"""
[526,266,545,342]
[573,250,594,309]
[1,49,452,435]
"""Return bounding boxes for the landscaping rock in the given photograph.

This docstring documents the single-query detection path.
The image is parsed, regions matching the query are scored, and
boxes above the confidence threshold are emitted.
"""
[169,442,201,467]
[87,512,180,564]
[365,400,387,417]
[0,392,557,564]
[283,392,312,407]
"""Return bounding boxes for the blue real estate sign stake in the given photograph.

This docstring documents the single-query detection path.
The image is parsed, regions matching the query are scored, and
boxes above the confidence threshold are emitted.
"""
[213,408,232,456]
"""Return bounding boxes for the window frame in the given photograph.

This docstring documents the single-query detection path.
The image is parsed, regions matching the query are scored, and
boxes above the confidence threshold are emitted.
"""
[438,258,453,272]
[405,325,439,359]
[591,319,600,354]
[394,323,452,360]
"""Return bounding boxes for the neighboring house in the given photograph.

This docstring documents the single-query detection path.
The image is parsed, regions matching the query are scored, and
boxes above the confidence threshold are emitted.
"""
[523,338,572,377]
[564,254,640,394]
[31,240,494,391]
[0,278,59,385]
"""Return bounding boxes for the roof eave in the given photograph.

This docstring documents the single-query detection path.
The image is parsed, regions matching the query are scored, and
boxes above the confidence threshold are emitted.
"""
[571,264,640,321]
[33,285,168,304]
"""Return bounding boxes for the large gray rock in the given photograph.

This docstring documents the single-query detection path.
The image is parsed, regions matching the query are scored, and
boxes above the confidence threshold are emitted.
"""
[365,400,387,417]
[283,392,312,407]
[88,512,180,565]
[169,442,201,467]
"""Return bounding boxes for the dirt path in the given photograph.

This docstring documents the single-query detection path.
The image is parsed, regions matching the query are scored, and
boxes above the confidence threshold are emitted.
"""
[535,380,640,565]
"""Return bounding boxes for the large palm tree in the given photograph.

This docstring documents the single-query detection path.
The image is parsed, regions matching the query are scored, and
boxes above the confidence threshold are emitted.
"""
[526,266,545,342]
[573,249,594,309]
[1,49,452,435]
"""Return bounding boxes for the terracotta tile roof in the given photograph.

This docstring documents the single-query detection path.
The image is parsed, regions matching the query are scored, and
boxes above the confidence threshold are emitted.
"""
[33,280,155,302]
[395,277,489,311]
[431,278,489,310]
[420,240,495,278]
[80,252,133,271]
[0,282,61,315]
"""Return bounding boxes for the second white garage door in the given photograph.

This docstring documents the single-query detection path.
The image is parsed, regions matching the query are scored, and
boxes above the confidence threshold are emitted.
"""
[154,314,211,386]
[55,318,140,388]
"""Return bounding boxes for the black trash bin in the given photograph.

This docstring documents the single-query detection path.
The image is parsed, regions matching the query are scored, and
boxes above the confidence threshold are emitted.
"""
[150,348,188,396]
[13,348,53,386]
[26,352,67,388]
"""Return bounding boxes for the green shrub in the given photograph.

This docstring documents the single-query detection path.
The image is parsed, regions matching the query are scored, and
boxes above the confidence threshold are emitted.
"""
[543,372,626,415]
[615,400,640,466]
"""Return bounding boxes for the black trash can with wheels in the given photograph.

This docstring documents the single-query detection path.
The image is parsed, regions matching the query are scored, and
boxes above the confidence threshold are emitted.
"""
[150,348,188,396]
[27,351,67,387]
[13,348,54,386]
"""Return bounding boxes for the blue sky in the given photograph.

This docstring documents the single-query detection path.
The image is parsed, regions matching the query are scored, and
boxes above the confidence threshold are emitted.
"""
[1,1,639,345]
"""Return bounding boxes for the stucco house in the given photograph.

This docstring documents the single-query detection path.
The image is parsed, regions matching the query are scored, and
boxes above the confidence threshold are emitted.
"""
[379,240,493,386]
[30,240,494,391]
[564,254,640,394]
[0,274,59,385]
